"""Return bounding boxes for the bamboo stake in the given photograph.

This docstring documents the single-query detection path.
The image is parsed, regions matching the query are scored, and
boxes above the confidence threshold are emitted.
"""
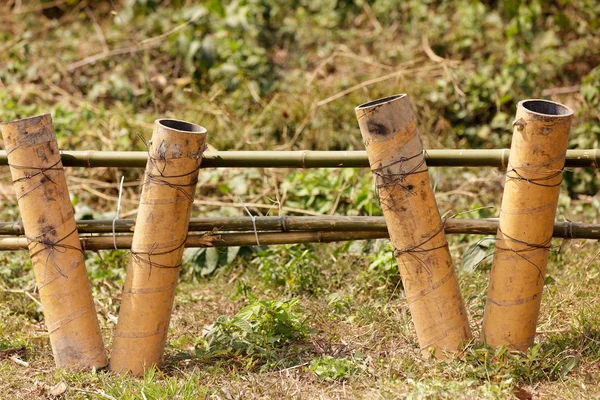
[1,217,599,239]
[482,100,574,351]
[0,149,598,168]
[109,119,207,374]
[355,94,471,357]
[0,114,107,369]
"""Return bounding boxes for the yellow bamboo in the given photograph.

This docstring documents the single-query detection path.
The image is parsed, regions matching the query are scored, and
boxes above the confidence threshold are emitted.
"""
[355,94,471,357]
[482,100,573,350]
[0,114,106,368]
[109,119,207,374]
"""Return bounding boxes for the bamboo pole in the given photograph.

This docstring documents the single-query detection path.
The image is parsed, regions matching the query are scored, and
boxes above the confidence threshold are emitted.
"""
[0,149,598,168]
[0,218,596,251]
[482,100,574,351]
[0,114,107,369]
[109,119,207,374]
[355,94,471,357]
[1,217,598,239]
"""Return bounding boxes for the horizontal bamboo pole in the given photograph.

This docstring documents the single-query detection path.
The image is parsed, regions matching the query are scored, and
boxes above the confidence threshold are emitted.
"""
[0,217,598,239]
[0,149,598,169]
[0,221,594,251]
[0,231,383,250]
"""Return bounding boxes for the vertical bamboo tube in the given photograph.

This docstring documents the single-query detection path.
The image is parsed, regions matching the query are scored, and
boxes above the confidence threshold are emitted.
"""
[0,114,107,368]
[355,95,471,357]
[482,100,573,350]
[110,119,206,374]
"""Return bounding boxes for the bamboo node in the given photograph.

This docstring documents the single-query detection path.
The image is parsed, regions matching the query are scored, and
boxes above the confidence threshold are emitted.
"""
[280,215,290,232]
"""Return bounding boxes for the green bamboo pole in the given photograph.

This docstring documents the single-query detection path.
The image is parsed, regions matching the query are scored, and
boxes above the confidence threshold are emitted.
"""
[0,149,598,169]
[0,217,593,252]
[0,217,597,239]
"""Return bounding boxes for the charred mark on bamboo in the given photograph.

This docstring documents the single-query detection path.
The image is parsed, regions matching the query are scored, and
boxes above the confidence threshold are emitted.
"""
[367,121,389,136]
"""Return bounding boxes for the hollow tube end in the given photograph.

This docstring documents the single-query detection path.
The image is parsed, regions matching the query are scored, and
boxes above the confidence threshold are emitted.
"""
[154,118,207,134]
[518,99,573,117]
[355,94,408,111]
[0,114,53,133]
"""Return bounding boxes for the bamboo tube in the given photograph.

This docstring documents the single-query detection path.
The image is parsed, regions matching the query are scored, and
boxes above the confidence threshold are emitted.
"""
[0,149,598,169]
[1,216,599,239]
[0,114,107,369]
[482,100,573,350]
[109,119,207,374]
[355,94,471,357]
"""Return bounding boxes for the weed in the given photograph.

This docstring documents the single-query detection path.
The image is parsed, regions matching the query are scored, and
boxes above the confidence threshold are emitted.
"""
[254,245,321,294]
[196,295,309,369]
[308,353,367,381]
[360,241,403,297]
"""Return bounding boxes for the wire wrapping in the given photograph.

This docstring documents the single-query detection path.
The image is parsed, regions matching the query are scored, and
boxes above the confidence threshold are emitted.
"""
[7,147,83,282]
[371,151,427,211]
[27,226,84,282]
[392,222,448,275]
[494,164,564,274]
[505,167,564,188]
[144,155,201,203]
[494,226,553,277]
[9,159,63,200]
[130,239,187,278]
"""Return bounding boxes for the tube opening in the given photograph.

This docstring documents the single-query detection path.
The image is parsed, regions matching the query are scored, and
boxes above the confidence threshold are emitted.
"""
[522,100,572,116]
[157,119,206,133]
[0,113,51,127]
[357,94,406,110]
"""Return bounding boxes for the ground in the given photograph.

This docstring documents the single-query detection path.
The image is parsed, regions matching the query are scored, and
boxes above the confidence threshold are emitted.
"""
[0,1,599,399]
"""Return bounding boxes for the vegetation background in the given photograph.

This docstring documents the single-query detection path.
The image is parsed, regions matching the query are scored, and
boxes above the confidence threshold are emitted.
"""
[0,0,599,398]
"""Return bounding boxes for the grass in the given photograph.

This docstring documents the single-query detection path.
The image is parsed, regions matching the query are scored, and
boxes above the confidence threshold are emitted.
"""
[1,0,600,398]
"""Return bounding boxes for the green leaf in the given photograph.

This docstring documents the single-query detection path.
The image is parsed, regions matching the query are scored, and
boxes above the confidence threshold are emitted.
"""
[559,355,580,378]
[207,0,225,17]
[461,237,494,273]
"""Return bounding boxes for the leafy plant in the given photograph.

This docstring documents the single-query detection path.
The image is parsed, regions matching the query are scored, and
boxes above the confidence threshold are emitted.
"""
[254,244,321,294]
[183,246,253,279]
[361,241,402,296]
[282,168,379,216]
[196,296,309,368]
[308,353,367,381]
